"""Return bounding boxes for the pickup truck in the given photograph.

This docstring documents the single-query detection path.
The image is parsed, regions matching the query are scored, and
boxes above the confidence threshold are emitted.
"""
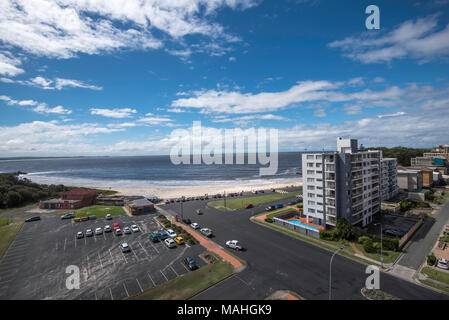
[200,228,213,237]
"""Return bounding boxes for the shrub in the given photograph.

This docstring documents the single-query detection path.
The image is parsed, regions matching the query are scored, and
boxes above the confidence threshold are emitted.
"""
[363,238,377,253]
[427,253,437,266]
[357,236,371,245]
[372,242,381,252]
[265,217,274,223]
[320,230,336,241]
[335,218,354,240]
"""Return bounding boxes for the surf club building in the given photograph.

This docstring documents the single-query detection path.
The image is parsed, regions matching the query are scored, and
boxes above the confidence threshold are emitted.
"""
[124,198,155,215]
[39,188,98,210]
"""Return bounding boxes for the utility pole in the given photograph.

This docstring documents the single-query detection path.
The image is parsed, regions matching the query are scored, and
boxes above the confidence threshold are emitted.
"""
[224,191,226,209]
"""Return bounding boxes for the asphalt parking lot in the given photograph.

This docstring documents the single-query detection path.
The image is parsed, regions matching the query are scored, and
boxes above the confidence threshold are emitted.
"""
[160,192,448,300]
[0,212,206,300]
[368,214,419,236]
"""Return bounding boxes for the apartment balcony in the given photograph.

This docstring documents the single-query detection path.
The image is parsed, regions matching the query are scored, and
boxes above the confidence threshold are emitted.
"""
[325,199,336,207]
[326,181,336,189]
[352,181,363,188]
[325,173,335,181]
[352,173,363,180]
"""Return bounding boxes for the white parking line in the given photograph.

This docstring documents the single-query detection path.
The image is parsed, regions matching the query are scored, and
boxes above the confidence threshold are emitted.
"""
[64,238,67,251]
[84,237,87,246]
[98,252,104,269]
[137,241,150,258]
[108,249,116,267]
[132,248,139,260]
[147,272,156,287]
[170,265,179,277]
[121,251,128,264]
[109,288,114,300]
[180,261,190,272]
[160,269,168,282]
[148,240,159,254]
[136,278,143,293]
[123,283,129,297]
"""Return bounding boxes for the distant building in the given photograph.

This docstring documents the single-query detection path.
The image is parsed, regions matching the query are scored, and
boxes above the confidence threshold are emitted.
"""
[381,158,399,200]
[397,169,423,191]
[39,188,97,209]
[411,156,447,167]
[125,198,155,215]
[301,137,394,229]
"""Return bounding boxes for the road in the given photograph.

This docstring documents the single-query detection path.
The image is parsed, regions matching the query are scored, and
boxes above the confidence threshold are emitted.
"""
[398,199,449,270]
[160,194,448,300]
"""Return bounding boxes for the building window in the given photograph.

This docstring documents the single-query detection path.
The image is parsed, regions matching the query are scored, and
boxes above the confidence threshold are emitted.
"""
[308,208,315,213]
[308,193,315,198]
[307,178,315,182]
[308,200,315,205]
[307,170,315,174]
[307,162,314,167]
[307,185,315,190]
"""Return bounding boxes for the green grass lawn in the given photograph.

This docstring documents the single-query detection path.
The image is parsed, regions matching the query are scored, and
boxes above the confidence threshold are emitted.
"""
[422,267,449,285]
[209,191,300,211]
[354,243,401,264]
[74,206,125,218]
[0,218,24,260]
[128,256,234,300]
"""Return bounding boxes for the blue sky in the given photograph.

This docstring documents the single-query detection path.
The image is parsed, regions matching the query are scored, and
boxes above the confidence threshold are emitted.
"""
[1,0,449,156]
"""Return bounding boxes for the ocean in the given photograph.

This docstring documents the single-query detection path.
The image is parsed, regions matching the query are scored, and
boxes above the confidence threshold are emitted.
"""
[0,153,303,189]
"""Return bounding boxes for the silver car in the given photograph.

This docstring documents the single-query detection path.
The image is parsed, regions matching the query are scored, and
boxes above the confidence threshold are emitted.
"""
[104,225,112,232]
[95,227,103,235]
[86,229,93,237]
[123,227,131,234]
[120,242,131,252]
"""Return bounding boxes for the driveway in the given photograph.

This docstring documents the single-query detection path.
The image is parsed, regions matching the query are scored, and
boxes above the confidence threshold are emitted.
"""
[398,200,449,270]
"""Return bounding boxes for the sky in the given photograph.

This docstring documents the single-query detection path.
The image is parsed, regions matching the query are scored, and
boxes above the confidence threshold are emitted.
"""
[1,0,449,156]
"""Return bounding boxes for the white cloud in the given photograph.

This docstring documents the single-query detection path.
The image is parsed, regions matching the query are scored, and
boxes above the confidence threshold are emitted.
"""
[0,0,259,60]
[228,56,236,61]
[343,105,362,115]
[0,51,24,76]
[33,104,72,115]
[377,112,406,118]
[373,77,385,83]
[90,108,137,118]
[6,76,103,90]
[0,94,73,115]
[212,113,287,123]
[329,16,449,64]
[137,116,173,125]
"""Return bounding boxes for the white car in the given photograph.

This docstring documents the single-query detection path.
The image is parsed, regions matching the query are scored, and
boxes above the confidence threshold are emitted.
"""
[76,231,84,239]
[95,227,103,235]
[190,223,199,229]
[86,229,93,237]
[105,214,112,220]
[123,227,131,234]
[120,242,131,252]
[226,240,243,251]
[104,225,112,232]
[164,238,176,248]
[115,228,122,236]
[437,258,449,270]
[131,225,139,233]
[200,228,213,237]
[166,229,177,238]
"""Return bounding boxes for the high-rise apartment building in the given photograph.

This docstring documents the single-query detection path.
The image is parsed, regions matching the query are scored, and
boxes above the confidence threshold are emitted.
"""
[302,137,396,229]
[381,158,398,200]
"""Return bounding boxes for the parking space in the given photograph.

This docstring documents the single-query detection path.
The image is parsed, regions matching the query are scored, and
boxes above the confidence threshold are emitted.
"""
[0,212,208,299]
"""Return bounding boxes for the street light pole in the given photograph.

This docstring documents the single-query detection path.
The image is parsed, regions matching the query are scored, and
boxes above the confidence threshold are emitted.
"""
[329,246,343,300]
[375,222,383,268]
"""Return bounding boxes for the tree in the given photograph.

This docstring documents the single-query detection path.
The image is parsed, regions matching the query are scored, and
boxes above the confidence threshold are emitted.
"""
[335,218,354,240]
[5,191,23,207]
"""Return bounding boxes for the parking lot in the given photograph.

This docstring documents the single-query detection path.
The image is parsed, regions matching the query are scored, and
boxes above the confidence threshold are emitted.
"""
[0,212,206,300]
[368,214,419,237]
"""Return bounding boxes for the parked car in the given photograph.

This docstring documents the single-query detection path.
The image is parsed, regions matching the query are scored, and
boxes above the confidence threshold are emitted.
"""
[25,216,41,222]
[86,229,93,237]
[174,236,185,245]
[190,223,199,229]
[76,231,84,239]
[226,240,243,251]
[170,199,175,203]
[157,230,169,240]
[164,238,176,248]
[131,225,139,233]
[265,206,275,211]
[275,204,284,209]
[74,218,81,222]
[271,188,276,192]
[95,227,103,235]
[437,258,449,270]
[238,192,243,196]
[200,228,213,237]
[196,209,202,215]
[165,200,170,204]
[252,190,258,194]
[259,190,264,193]
[120,242,131,253]
[113,222,120,230]
[61,213,75,220]
[166,229,177,238]
[384,229,403,237]
[104,225,112,232]
[81,216,89,222]
[182,218,192,225]
[88,215,96,220]
[105,214,112,220]
[123,226,131,234]
[115,228,123,236]
[245,204,253,209]
[183,256,198,270]
[150,233,159,242]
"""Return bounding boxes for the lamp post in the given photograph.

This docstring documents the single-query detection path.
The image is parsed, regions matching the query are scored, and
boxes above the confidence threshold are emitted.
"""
[329,246,343,300]
[375,222,383,268]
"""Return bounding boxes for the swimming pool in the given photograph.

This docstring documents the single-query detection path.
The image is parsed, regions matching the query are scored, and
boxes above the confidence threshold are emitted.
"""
[287,219,319,231]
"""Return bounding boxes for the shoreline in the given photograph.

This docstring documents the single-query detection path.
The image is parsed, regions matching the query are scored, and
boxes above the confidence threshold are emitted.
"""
[101,181,302,199]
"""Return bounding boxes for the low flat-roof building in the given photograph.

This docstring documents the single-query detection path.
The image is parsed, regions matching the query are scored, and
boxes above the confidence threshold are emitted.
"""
[39,188,97,209]
[397,169,423,192]
[125,198,155,215]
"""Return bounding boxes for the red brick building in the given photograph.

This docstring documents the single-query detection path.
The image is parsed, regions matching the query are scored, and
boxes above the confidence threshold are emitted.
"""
[40,188,97,210]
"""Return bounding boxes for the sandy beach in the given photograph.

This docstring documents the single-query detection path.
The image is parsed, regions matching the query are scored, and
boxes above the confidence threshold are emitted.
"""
[108,181,302,199]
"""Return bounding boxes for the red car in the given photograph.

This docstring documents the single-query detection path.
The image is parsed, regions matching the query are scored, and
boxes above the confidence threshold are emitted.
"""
[245,204,254,209]
[170,199,175,203]
[233,193,238,196]
[113,222,120,230]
